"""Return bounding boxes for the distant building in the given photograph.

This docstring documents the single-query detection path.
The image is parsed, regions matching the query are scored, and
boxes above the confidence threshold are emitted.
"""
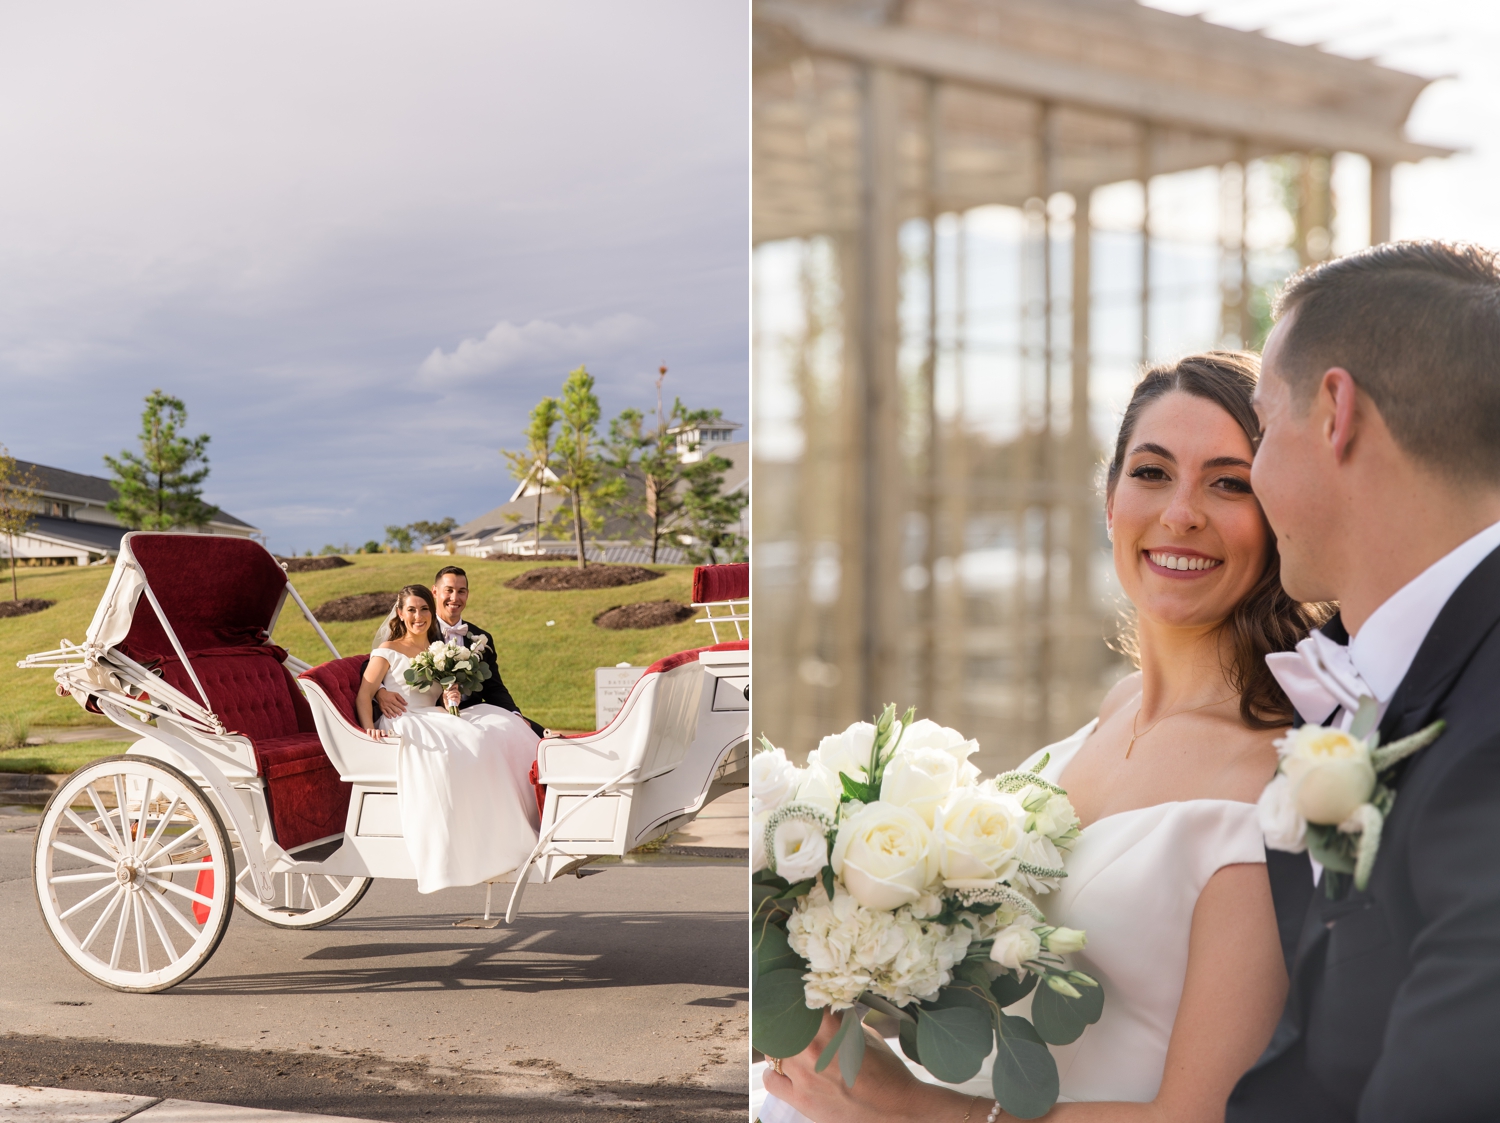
[0,460,259,566]
[670,418,743,463]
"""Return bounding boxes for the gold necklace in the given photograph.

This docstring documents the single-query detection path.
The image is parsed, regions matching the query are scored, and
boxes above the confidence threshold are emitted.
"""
[1126,693,1234,758]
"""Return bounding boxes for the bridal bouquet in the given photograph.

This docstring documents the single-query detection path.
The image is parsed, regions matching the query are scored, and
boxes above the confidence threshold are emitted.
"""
[752,706,1103,1120]
[403,635,493,715]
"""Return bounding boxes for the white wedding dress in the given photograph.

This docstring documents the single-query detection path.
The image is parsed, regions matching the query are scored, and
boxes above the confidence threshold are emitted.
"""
[753,719,1266,1120]
[372,646,541,894]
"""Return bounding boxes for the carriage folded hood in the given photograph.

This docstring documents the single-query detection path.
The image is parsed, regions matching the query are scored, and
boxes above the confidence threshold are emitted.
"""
[87,533,291,661]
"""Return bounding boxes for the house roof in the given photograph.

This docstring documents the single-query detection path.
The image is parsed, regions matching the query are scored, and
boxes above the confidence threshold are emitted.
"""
[21,514,128,553]
[15,459,257,533]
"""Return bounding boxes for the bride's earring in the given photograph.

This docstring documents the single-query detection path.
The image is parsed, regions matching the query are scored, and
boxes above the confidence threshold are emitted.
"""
[1106,525,1114,543]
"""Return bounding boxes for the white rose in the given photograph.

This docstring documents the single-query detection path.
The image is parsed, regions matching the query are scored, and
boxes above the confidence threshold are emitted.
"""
[932,788,1025,887]
[751,746,804,815]
[772,816,830,883]
[434,654,448,671]
[1011,830,1067,895]
[990,918,1042,971]
[1279,726,1376,825]
[832,801,937,911]
[1041,926,1087,955]
[751,810,770,872]
[898,719,981,785]
[809,722,876,783]
[1257,773,1307,853]
[880,747,959,825]
[796,761,844,816]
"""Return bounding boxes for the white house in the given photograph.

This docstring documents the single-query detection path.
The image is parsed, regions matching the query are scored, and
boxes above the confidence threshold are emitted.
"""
[0,460,260,566]
[670,418,743,463]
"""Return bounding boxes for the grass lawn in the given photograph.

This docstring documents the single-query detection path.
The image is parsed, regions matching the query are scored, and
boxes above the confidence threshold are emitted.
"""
[0,741,138,774]
[0,554,710,739]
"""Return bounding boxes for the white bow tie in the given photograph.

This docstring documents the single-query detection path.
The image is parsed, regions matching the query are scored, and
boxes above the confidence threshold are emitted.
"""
[1265,631,1376,726]
[442,622,469,643]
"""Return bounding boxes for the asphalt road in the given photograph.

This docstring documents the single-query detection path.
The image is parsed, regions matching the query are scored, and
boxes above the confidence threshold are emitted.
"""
[0,804,748,1122]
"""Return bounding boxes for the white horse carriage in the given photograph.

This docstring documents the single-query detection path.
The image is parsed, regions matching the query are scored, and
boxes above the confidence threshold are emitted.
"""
[20,533,749,992]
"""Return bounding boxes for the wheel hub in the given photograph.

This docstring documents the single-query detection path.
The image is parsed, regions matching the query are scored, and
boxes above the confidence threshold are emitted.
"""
[115,858,144,891]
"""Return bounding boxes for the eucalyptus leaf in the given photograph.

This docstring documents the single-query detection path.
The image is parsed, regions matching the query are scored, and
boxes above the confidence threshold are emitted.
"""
[898,1016,922,1064]
[991,970,1039,1009]
[1031,973,1104,1045]
[821,864,836,901]
[838,1006,868,1087]
[815,1007,855,1074]
[1306,825,1356,874]
[752,968,822,1058]
[915,1005,993,1084]
[753,920,802,978]
[924,982,992,1016]
[993,1015,1060,1120]
[858,991,915,1024]
[1349,696,1380,743]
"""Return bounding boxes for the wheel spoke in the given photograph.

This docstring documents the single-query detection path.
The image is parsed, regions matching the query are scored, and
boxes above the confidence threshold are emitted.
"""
[133,778,154,863]
[141,891,180,962]
[150,887,202,939]
[85,785,125,853]
[133,894,150,973]
[147,822,205,863]
[149,875,214,909]
[139,791,181,862]
[80,887,125,953]
[60,879,122,921]
[63,808,119,860]
[111,776,132,858]
[50,839,121,871]
[49,871,117,885]
[323,876,348,894]
[303,877,322,909]
[109,887,131,968]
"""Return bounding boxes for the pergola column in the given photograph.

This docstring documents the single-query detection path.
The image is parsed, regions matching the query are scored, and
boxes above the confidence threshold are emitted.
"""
[1370,159,1393,245]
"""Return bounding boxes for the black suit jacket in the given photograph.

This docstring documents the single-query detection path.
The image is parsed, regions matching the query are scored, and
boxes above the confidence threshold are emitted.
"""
[453,622,545,738]
[1229,544,1500,1122]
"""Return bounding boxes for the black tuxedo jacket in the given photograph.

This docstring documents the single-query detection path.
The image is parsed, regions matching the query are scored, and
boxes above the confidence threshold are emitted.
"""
[1229,544,1500,1122]
[453,622,545,738]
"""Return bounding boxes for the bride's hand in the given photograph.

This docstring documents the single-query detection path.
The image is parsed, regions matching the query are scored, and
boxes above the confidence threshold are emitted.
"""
[763,1012,971,1123]
[442,685,462,708]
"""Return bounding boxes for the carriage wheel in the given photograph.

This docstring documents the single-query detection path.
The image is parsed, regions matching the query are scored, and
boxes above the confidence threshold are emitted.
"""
[33,756,234,993]
[233,851,371,930]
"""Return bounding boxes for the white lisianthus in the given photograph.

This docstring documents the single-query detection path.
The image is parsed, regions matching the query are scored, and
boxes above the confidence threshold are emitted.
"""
[832,802,937,911]
[751,810,771,872]
[751,745,804,815]
[772,816,831,883]
[809,722,877,783]
[1011,830,1067,895]
[1041,926,1087,955]
[932,788,1025,888]
[796,761,844,816]
[990,916,1042,971]
[1257,773,1307,853]
[1278,726,1376,826]
[898,719,982,785]
[880,746,960,825]
[1014,784,1080,843]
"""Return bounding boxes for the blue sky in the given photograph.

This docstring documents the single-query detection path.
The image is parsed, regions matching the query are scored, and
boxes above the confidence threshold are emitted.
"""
[0,1,748,554]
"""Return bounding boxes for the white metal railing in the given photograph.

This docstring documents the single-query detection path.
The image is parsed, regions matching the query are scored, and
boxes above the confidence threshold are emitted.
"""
[694,598,748,644]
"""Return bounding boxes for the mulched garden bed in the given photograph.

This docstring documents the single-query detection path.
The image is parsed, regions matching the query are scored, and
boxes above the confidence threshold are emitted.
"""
[594,600,697,630]
[0,598,55,618]
[279,556,355,573]
[504,564,663,592]
[313,592,398,622]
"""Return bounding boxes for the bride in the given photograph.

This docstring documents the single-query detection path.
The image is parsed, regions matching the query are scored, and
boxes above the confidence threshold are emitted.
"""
[355,584,540,893]
[762,352,1329,1121]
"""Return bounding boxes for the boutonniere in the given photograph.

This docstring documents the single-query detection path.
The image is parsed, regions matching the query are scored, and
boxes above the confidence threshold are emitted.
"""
[1259,698,1444,897]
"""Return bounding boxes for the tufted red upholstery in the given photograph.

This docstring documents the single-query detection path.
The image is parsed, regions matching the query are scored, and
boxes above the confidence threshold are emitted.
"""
[156,647,350,850]
[299,656,367,732]
[691,563,748,604]
[644,639,748,676]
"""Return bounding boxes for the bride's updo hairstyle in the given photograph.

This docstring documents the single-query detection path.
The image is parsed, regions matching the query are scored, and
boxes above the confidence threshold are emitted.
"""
[387,584,444,644]
[1105,351,1332,728]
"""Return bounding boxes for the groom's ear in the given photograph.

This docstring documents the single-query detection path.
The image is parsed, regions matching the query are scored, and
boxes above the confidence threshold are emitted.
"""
[1320,368,1361,465]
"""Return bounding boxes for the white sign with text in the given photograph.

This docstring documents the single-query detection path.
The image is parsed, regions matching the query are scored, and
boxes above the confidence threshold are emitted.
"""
[595,665,647,730]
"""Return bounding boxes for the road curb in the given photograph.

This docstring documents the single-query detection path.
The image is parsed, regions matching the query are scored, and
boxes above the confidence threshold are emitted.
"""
[0,774,65,805]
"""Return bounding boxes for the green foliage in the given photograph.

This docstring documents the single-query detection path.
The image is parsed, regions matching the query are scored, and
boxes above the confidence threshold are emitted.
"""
[1031,971,1104,1045]
[553,366,625,568]
[384,525,415,552]
[752,968,823,1059]
[678,450,746,564]
[0,447,42,602]
[383,519,456,553]
[993,1015,1060,1119]
[915,1005,991,1084]
[502,397,562,555]
[103,390,218,530]
[362,540,380,554]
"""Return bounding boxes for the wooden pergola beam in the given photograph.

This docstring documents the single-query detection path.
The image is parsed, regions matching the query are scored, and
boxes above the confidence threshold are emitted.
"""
[757,2,1453,165]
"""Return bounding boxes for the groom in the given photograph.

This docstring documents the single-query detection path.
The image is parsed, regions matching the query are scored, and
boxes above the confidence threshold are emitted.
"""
[1230,241,1500,1120]
[373,564,544,736]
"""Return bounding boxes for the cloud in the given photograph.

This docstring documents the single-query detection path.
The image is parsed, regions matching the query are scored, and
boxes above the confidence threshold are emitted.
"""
[419,313,649,381]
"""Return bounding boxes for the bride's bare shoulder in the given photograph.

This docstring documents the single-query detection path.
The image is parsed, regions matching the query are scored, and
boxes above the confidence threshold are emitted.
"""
[1214,720,1285,801]
[1097,671,1142,724]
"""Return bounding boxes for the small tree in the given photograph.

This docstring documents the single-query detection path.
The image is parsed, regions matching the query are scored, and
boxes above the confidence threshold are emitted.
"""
[553,365,606,568]
[384,525,415,553]
[502,396,561,555]
[679,452,747,564]
[410,518,457,550]
[0,448,42,602]
[104,390,218,530]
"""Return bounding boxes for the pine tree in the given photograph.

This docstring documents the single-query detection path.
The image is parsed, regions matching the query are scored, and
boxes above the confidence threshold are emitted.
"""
[104,391,219,530]
[502,397,562,556]
[554,366,609,569]
[0,447,42,602]
[679,451,747,564]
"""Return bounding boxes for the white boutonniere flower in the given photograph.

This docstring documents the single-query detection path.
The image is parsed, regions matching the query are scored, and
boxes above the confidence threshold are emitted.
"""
[1259,697,1444,894]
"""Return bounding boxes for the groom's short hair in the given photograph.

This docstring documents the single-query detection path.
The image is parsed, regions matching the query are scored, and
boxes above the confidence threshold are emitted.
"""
[1274,240,1500,482]
[434,565,467,584]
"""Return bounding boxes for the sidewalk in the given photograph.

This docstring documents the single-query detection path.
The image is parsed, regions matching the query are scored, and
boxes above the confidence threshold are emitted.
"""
[0,1085,383,1122]
[659,784,748,858]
